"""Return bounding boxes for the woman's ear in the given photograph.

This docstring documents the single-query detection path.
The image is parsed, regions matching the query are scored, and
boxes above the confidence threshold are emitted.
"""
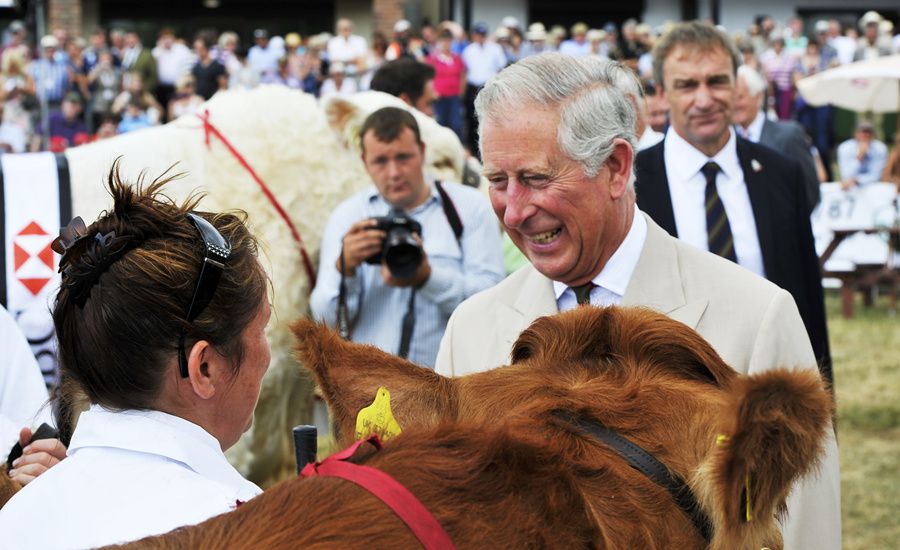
[186,340,216,400]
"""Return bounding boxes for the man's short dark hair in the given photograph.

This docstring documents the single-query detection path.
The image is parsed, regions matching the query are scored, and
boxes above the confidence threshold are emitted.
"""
[370,58,436,107]
[359,107,422,153]
[652,21,741,89]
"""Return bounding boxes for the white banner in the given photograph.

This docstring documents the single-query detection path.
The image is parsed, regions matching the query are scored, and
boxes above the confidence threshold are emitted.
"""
[2,152,66,387]
[811,182,899,273]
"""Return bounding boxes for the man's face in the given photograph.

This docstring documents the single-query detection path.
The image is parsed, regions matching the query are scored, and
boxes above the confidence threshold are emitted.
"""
[661,45,735,155]
[864,24,878,42]
[482,105,631,287]
[337,20,352,38]
[414,79,435,117]
[855,129,873,144]
[43,46,55,60]
[62,100,81,120]
[362,126,429,210]
[645,94,669,133]
[732,77,761,128]
[125,32,139,48]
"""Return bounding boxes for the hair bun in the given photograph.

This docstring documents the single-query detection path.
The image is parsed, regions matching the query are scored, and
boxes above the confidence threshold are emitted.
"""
[60,230,138,308]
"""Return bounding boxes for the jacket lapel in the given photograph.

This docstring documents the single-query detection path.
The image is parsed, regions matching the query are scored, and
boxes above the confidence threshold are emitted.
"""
[635,142,678,237]
[623,215,708,330]
[496,266,558,356]
[735,138,777,277]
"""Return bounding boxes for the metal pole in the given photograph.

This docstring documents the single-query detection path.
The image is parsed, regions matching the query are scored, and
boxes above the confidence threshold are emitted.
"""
[35,0,49,151]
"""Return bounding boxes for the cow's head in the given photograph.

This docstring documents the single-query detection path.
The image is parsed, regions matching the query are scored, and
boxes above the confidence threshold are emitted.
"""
[293,306,832,548]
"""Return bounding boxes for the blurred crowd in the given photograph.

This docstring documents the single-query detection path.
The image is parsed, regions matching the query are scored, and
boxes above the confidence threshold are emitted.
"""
[1,10,899,182]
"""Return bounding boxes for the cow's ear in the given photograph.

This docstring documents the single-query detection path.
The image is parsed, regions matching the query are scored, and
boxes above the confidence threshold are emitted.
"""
[704,369,833,545]
[291,318,456,444]
[323,96,361,149]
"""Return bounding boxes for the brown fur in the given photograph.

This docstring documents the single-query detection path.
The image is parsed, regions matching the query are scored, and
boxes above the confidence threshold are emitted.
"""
[0,465,22,509]
[112,306,832,549]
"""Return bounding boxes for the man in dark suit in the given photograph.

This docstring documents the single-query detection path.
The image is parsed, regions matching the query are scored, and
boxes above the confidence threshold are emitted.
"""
[732,65,820,212]
[635,21,831,384]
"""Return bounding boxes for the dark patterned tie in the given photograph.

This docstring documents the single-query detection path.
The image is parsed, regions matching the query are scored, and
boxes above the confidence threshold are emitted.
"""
[702,161,737,262]
[571,283,596,306]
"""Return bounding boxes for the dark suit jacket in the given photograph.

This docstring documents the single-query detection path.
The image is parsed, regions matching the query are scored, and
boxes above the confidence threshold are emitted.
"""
[635,137,832,383]
[759,119,820,212]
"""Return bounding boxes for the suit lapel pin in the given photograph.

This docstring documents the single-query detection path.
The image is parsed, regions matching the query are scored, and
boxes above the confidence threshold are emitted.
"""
[751,159,763,172]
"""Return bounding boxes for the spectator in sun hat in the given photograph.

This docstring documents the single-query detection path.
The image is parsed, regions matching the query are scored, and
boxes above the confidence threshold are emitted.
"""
[521,22,554,57]
[854,11,891,61]
[559,22,591,57]
[386,19,413,61]
[30,35,69,108]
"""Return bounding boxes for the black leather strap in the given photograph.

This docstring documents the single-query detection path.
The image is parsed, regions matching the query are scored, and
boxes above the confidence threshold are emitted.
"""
[554,411,713,543]
[434,181,462,243]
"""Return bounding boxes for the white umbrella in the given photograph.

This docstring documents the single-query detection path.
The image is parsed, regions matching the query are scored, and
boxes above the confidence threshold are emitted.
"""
[797,54,900,113]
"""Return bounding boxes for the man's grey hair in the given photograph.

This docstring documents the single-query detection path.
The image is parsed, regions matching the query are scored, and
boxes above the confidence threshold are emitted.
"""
[737,65,767,108]
[474,53,637,183]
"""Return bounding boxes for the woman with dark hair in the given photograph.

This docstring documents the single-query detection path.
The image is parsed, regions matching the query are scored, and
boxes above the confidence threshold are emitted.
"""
[0,162,271,548]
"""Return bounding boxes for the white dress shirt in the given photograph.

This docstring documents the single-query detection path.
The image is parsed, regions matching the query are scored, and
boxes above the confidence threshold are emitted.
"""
[462,41,507,86]
[152,42,196,86]
[0,305,52,454]
[554,206,647,311]
[0,405,261,549]
[663,128,767,278]
[327,35,368,64]
[637,126,664,151]
[737,110,766,143]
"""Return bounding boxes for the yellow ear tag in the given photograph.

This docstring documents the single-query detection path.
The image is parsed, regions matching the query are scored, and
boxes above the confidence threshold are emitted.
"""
[355,386,402,441]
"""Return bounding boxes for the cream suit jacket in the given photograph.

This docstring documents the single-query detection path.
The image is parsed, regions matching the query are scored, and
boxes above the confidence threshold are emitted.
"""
[436,214,841,550]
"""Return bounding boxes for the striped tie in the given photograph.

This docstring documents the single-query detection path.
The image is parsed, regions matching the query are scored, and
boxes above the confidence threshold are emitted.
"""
[571,283,596,306]
[702,161,737,262]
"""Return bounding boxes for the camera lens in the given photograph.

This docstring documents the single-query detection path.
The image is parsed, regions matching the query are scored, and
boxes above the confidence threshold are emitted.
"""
[384,229,423,279]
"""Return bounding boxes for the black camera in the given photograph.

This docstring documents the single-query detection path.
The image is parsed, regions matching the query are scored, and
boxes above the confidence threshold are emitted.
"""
[364,207,424,280]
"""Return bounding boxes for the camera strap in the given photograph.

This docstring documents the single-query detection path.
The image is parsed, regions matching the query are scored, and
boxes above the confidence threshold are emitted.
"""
[397,289,416,359]
[434,181,463,244]
[337,247,351,340]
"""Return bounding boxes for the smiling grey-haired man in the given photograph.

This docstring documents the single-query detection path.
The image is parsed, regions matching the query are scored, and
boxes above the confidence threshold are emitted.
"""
[435,51,840,550]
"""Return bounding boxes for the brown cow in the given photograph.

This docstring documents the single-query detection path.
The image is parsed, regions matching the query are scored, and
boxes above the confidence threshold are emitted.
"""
[112,306,832,549]
[0,466,21,508]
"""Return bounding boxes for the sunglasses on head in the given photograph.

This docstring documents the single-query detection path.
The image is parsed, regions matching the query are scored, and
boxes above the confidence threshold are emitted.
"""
[178,213,231,377]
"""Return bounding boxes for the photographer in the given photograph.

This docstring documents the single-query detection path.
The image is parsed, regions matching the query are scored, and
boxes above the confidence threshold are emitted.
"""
[310,107,503,367]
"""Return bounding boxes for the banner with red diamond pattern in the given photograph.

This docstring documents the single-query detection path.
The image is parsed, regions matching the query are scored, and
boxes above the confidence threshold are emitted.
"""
[2,152,63,388]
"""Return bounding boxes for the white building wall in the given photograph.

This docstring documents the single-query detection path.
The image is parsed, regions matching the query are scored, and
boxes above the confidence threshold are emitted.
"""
[471,0,528,34]
[645,0,900,35]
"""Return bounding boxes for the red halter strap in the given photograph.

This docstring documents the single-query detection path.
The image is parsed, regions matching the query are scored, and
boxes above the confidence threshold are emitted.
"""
[301,436,456,550]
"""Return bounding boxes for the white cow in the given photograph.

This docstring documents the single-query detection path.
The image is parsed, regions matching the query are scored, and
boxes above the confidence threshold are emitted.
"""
[63,85,468,485]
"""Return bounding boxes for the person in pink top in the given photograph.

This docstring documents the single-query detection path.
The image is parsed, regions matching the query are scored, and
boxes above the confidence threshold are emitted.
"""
[427,29,466,139]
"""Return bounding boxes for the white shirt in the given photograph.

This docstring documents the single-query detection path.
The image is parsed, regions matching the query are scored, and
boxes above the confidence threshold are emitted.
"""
[462,41,507,86]
[0,405,261,549]
[637,126,664,151]
[663,128,767,278]
[152,42,196,85]
[0,305,51,453]
[737,110,765,143]
[558,39,592,57]
[554,206,647,311]
[327,35,368,64]
[318,77,358,100]
[247,43,283,76]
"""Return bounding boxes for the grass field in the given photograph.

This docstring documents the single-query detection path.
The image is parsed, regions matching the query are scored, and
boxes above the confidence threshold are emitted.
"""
[829,290,900,549]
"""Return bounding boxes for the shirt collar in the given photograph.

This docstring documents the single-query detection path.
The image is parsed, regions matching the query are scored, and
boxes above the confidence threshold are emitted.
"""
[664,126,741,183]
[366,178,440,213]
[552,204,647,299]
[69,404,258,494]
[743,111,765,142]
